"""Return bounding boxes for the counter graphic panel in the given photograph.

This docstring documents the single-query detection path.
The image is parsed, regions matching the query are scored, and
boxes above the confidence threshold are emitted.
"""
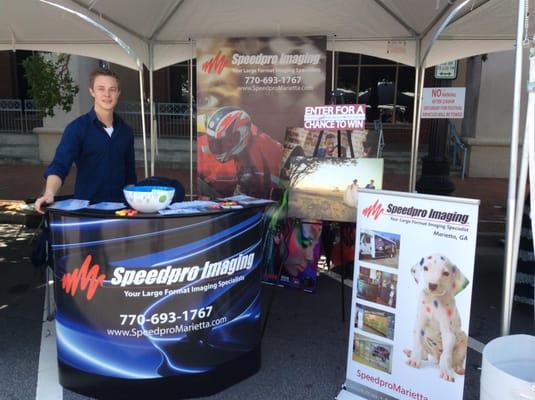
[49,208,266,398]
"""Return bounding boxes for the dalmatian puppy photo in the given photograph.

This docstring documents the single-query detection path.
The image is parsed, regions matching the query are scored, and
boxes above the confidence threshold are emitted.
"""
[404,254,469,382]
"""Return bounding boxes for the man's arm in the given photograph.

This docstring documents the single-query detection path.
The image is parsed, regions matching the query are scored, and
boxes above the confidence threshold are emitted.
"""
[35,121,82,213]
[35,175,62,214]
[125,133,137,185]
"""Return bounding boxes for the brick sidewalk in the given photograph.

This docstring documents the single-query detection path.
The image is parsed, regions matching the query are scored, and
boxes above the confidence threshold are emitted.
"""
[0,162,507,230]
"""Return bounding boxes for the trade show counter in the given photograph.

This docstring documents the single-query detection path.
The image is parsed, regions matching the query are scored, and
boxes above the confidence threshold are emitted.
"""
[48,205,268,399]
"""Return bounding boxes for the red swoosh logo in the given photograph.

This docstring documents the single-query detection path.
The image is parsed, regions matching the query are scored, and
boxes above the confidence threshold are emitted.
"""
[61,255,105,301]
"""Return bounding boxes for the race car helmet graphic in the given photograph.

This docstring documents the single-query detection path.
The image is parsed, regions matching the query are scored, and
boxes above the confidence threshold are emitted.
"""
[206,106,252,162]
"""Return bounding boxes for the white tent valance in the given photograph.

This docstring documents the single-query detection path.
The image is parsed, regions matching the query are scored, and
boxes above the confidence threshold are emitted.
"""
[1,0,532,70]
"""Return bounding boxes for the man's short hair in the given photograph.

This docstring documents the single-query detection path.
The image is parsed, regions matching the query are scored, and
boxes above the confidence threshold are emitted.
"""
[89,68,120,89]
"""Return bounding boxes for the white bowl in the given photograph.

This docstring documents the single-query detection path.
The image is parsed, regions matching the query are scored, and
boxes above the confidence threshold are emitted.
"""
[123,186,175,213]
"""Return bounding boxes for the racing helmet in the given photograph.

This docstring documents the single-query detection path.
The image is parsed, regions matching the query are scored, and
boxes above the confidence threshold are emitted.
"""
[206,106,252,162]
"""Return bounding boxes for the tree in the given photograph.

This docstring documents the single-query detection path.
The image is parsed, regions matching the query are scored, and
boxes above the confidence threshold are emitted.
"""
[23,53,79,118]
[287,157,322,187]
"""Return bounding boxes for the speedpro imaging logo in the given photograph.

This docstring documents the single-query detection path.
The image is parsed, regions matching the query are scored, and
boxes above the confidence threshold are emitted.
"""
[201,50,228,75]
[362,200,385,220]
[61,255,105,301]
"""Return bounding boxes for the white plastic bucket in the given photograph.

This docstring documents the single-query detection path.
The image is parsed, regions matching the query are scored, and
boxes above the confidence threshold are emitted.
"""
[481,334,535,400]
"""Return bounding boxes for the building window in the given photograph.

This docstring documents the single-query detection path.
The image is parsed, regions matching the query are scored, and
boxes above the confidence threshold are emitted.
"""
[331,51,415,125]
[169,60,196,104]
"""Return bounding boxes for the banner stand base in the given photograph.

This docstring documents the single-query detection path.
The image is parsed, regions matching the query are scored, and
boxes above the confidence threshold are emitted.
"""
[336,385,367,400]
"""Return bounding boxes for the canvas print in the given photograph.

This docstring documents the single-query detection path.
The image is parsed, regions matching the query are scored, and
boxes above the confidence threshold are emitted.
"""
[279,127,379,182]
[287,157,384,223]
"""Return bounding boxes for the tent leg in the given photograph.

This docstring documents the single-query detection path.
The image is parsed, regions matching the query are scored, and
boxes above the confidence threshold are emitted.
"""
[139,66,148,178]
[409,41,421,192]
[410,65,425,192]
[189,40,194,199]
[501,0,527,336]
[149,43,156,177]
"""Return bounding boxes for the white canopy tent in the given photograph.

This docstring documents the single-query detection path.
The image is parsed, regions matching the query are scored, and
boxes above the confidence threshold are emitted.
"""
[0,0,527,69]
[0,0,532,334]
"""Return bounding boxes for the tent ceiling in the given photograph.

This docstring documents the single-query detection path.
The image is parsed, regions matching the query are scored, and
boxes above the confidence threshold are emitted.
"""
[0,0,533,70]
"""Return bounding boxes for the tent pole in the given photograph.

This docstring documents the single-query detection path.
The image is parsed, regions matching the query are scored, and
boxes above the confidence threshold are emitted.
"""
[149,42,155,177]
[38,0,150,177]
[502,0,528,336]
[409,39,421,191]
[189,39,194,198]
[39,0,143,66]
[410,0,473,192]
[508,90,532,331]
[412,66,425,191]
[138,65,148,178]
[331,38,336,92]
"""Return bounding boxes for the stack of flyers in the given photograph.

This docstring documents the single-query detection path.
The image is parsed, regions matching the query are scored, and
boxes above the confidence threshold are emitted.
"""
[168,200,220,210]
[218,195,275,205]
[87,202,127,211]
[47,199,90,211]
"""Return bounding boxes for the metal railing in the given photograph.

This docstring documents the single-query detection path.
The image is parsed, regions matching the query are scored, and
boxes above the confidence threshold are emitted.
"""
[0,99,25,132]
[24,100,44,132]
[447,120,467,180]
[115,101,194,138]
[0,99,194,138]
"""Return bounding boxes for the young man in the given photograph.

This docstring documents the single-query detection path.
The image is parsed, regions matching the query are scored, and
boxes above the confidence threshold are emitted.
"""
[35,68,137,213]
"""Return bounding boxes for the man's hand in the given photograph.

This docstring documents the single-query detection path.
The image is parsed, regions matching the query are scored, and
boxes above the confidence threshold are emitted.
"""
[34,192,54,214]
[34,175,62,214]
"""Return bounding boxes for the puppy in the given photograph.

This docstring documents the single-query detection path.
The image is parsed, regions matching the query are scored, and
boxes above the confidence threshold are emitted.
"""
[404,254,468,382]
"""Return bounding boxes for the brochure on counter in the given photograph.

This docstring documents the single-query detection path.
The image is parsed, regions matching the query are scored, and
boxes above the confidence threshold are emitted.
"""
[219,195,276,205]
[87,202,127,211]
[47,199,90,211]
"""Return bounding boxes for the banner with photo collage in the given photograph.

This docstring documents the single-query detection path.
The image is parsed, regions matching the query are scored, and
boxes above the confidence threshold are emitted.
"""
[341,189,479,400]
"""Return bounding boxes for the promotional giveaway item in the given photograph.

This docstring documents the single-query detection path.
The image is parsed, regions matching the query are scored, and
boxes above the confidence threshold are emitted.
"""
[339,189,479,400]
[49,207,267,398]
[196,36,326,198]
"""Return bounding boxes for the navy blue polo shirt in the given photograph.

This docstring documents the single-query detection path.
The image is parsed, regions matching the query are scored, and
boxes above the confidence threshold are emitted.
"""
[45,108,137,203]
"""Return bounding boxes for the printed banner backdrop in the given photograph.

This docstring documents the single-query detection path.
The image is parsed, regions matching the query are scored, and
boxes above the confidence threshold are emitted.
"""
[49,208,266,397]
[343,190,479,400]
[197,37,326,199]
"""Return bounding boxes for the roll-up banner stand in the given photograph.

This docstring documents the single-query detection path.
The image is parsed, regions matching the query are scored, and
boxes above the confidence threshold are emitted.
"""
[196,36,326,199]
[338,189,479,400]
[49,208,267,399]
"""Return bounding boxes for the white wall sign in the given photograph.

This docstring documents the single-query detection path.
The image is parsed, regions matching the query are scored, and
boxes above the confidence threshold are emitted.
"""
[435,61,458,80]
[422,87,465,119]
[338,189,479,400]
[304,104,366,130]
